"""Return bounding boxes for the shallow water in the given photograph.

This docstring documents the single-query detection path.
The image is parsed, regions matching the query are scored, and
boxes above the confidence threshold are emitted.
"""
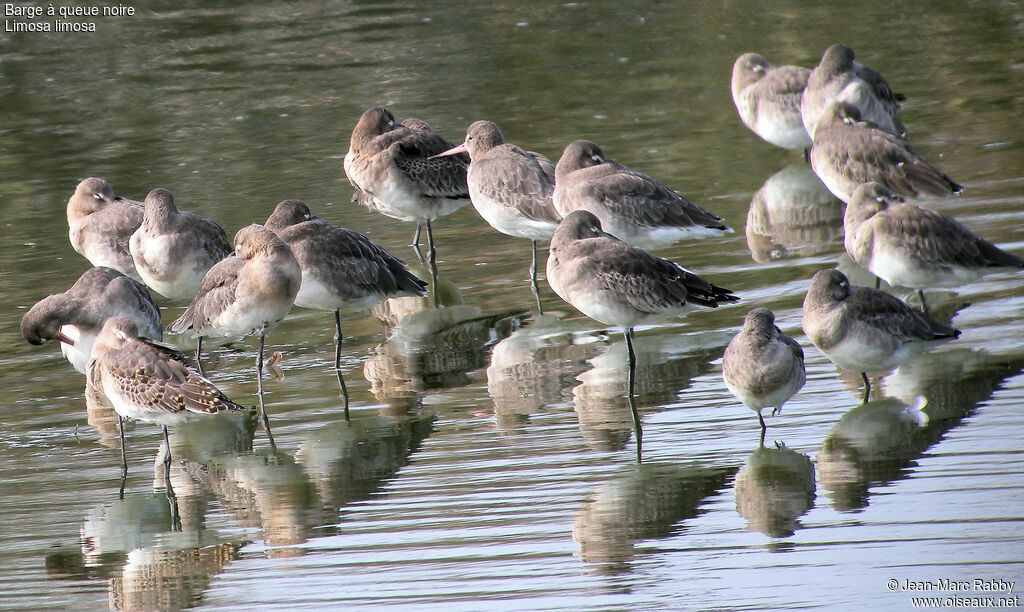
[2,1,1023,610]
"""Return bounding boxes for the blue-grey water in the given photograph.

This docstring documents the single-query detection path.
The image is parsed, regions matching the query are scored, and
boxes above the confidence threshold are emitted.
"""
[2,1,1023,610]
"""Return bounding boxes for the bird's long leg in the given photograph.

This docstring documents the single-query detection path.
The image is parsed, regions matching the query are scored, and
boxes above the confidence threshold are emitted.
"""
[118,414,128,482]
[919,290,930,317]
[874,277,881,290]
[861,372,871,404]
[426,219,437,267]
[758,412,767,447]
[256,333,276,451]
[530,240,543,315]
[195,336,204,376]
[334,310,350,421]
[624,328,642,463]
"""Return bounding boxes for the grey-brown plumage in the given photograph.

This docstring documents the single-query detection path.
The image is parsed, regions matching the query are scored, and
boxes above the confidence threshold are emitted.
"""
[548,210,738,414]
[844,182,1023,295]
[801,44,904,138]
[88,317,245,479]
[434,120,562,309]
[343,107,470,252]
[129,188,232,299]
[265,198,426,412]
[547,210,738,329]
[553,140,729,248]
[168,224,300,342]
[722,308,805,433]
[21,266,162,374]
[265,200,427,311]
[801,269,959,402]
[66,177,144,281]
[731,53,812,150]
[440,120,562,238]
[809,102,961,203]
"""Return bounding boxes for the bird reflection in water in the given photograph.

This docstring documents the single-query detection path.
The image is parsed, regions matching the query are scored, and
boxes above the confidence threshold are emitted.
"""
[296,412,436,523]
[365,295,525,406]
[733,443,815,538]
[573,332,727,458]
[818,347,1024,511]
[45,486,248,611]
[572,463,735,573]
[486,314,605,430]
[744,165,844,263]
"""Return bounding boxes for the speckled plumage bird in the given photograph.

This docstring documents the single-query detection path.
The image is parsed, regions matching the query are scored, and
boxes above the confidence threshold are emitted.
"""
[87,317,246,480]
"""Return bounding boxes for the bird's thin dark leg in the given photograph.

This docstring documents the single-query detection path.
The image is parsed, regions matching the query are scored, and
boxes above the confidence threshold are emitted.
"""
[861,372,871,404]
[624,328,642,463]
[874,277,881,290]
[334,310,350,421]
[118,414,128,481]
[530,240,543,315]
[411,223,422,248]
[426,219,437,266]
[919,290,930,317]
[256,334,276,451]
[195,336,204,376]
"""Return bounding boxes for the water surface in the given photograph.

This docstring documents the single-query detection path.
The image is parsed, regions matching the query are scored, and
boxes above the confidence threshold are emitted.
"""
[2,1,1023,610]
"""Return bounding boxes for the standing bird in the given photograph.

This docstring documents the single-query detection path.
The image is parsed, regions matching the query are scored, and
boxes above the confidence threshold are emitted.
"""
[801,269,959,403]
[167,224,300,432]
[432,120,562,310]
[809,101,962,203]
[66,177,144,281]
[343,106,470,262]
[87,317,246,483]
[722,308,806,443]
[801,44,905,138]
[547,210,739,459]
[264,199,427,414]
[731,53,812,151]
[129,188,232,300]
[553,140,730,249]
[21,266,162,374]
[844,182,1023,314]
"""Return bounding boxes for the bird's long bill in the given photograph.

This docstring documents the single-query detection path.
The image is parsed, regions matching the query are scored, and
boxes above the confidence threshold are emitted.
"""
[57,332,75,346]
[429,142,468,159]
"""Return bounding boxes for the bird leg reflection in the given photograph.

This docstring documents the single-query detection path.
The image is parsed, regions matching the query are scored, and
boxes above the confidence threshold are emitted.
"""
[256,333,277,451]
[334,310,350,421]
[530,240,544,315]
[624,327,643,463]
